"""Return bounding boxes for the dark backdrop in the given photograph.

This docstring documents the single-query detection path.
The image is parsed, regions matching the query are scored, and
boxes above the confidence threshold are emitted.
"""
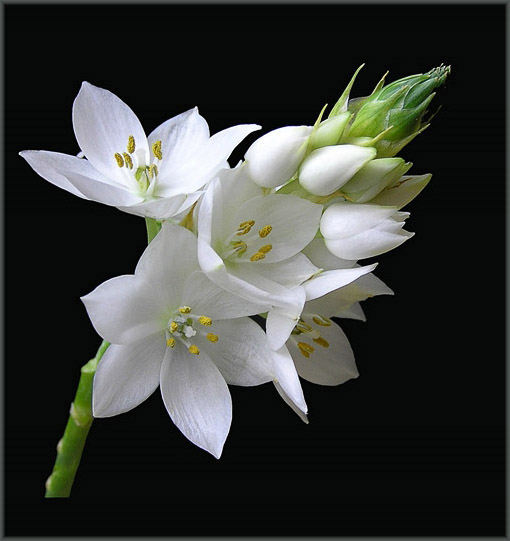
[5,3,506,537]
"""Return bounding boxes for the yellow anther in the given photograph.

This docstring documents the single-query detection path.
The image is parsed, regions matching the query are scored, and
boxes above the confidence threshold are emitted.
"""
[123,152,133,169]
[199,316,212,326]
[258,225,273,238]
[259,244,272,254]
[148,164,158,179]
[250,252,266,262]
[313,337,330,348]
[179,306,192,314]
[188,345,200,355]
[114,153,124,167]
[170,321,179,333]
[152,140,163,160]
[206,333,219,343]
[312,315,332,327]
[230,240,247,256]
[237,220,255,236]
[296,320,313,333]
[297,342,315,358]
[166,338,176,348]
[127,135,136,154]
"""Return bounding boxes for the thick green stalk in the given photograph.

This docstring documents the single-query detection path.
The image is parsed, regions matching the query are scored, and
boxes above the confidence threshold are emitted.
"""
[145,217,161,243]
[45,340,109,497]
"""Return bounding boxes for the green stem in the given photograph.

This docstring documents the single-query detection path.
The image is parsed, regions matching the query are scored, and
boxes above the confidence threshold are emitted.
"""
[44,340,109,498]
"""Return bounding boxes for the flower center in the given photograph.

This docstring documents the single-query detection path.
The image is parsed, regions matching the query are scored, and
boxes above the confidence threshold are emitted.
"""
[291,315,331,358]
[113,136,163,197]
[223,219,274,263]
[165,306,218,356]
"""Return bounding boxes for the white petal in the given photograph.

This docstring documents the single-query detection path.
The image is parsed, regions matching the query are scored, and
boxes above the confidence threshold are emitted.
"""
[20,150,91,199]
[271,345,308,418]
[266,307,301,351]
[245,125,313,188]
[72,82,149,183]
[303,263,378,301]
[160,343,232,459]
[147,107,210,180]
[156,124,260,197]
[299,145,376,196]
[325,225,414,260]
[302,238,356,270]
[304,272,393,317]
[232,194,322,262]
[59,168,143,207]
[117,194,187,220]
[134,222,198,303]
[320,202,398,239]
[254,253,320,288]
[194,318,274,386]
[183,270,265,319]
[92,332,166,417]
[81,275,167,344]
[289,317,358,386]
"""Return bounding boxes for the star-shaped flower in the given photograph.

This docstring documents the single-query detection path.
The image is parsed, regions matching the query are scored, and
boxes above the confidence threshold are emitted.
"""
[20,82,260,220]
[82,223,276,458]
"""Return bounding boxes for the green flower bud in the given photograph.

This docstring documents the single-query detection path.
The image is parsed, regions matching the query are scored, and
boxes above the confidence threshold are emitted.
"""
[342,64,450,157]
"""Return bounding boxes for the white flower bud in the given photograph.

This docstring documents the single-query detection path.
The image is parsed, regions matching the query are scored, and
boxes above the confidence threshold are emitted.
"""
[298,145,376,196]
[309,112,351,149]
[245,125,313,188]
[320,202,413,260]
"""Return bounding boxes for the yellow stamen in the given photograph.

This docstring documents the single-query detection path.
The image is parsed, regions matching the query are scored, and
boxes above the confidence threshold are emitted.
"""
[312,315,332,327]
[152,140,163,160]
[296,320,313,333]
[259,244,272,254]
[114,153,124,167]
[206,333,219,343]
[166,338,176,348]
[148,164,158,179]
[127,135,135,154]
[199,316,212,326]
[250,252,266,262]
[188,345,200,355]
[179,306,192,314]
[237,220,255,236]
[170,321,178,333]
[123,152,133,169]
[297,342,315,358]
[313,337,330,348]
[258,225,272,238]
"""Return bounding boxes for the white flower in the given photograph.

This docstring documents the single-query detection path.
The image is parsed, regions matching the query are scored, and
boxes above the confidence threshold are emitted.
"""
[81,223,275,458]
[320,201,414,260]
[197,163,323,312]
[20,82,260,220]
[273,260,393,420]
[245,125,313,188]
[298,144,376,196]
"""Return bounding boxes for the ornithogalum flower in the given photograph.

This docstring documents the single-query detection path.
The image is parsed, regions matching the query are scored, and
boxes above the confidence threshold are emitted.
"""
[20,82,260,220]
[81,223,276,458]
[273,255,393,419]
[197,163,323,312]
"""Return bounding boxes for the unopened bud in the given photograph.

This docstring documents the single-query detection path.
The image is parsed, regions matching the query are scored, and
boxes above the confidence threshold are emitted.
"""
[342,64,450,157]
[342,158,412,203]
[245,125,313,188]
[298,145,376,196]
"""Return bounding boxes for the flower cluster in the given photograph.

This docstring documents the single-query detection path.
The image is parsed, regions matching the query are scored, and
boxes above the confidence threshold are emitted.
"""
[21,65,449,458]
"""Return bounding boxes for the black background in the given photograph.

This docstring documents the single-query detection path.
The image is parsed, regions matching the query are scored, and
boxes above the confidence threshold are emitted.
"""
[5,3,506,537]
